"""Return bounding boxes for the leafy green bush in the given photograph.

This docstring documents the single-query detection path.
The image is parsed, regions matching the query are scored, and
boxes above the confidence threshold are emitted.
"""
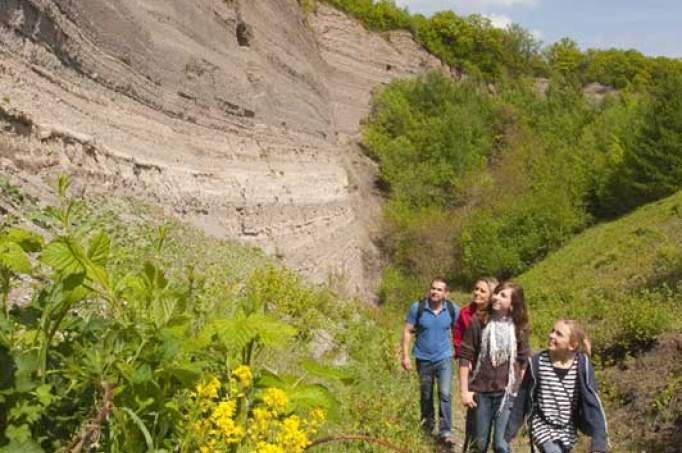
[325,0,411,31]
[364,72,498,209]
[0,177,347,452]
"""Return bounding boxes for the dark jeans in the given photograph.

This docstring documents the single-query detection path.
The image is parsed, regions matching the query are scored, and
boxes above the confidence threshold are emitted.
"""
[472,391,511,453]
[416,358,453,437]
[463,407,476,451]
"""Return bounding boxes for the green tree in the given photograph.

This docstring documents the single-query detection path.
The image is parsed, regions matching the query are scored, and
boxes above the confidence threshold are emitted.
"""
[619,65,682,208]
[547,37,584,76]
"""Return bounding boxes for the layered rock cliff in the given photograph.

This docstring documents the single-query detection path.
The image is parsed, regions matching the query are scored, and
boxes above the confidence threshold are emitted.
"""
[0,0,442,298]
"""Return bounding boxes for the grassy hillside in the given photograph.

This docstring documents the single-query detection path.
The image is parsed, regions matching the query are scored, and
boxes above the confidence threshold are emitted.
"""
[518,189,682,354]
[516,190,682,453]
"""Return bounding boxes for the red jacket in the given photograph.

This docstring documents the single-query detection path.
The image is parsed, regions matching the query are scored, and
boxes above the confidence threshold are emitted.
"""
[452,303,476,358]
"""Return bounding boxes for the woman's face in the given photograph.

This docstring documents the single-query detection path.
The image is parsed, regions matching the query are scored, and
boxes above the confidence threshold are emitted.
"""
[491,288,513,315]
[472,280,492,307]
[548,321,575,353]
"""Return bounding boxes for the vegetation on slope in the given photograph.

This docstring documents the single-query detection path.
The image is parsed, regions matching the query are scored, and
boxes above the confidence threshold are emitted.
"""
[367,66,682,291]
[0,175,461,452]
[518,190,682,354]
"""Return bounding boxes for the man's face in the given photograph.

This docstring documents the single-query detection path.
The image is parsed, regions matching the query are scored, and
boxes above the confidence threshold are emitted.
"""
[429,281,448,303]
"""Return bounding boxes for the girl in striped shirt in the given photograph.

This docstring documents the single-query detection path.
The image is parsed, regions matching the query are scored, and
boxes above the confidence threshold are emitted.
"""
[505,320,608,453]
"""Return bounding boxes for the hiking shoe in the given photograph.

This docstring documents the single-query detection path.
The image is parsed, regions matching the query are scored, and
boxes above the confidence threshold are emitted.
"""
[440,433,456,446]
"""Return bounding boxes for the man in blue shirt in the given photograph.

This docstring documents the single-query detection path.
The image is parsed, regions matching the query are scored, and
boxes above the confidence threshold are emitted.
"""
[401,277,459,446]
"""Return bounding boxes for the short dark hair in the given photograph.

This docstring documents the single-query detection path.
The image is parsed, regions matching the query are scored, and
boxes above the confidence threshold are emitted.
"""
[431,277,449,291]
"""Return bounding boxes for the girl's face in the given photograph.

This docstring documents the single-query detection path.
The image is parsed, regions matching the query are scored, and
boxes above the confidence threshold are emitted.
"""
[548,321,576,353]
[472,280,492,307]
[491,288,513,315]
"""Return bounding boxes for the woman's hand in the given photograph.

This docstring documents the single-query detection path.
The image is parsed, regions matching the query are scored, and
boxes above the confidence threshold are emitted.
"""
[461,391,477,408]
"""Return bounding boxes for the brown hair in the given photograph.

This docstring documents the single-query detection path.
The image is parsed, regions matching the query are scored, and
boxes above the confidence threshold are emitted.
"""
[470,276,498,311]
[480,281,528,332]
[430,277,449,291]
[559,319,592,356]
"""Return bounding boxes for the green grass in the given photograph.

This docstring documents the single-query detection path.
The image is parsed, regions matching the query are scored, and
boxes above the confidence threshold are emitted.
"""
[518,190,682,353]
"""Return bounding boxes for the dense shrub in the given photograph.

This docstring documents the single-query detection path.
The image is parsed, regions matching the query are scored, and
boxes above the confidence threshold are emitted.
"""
[364,73,498,209]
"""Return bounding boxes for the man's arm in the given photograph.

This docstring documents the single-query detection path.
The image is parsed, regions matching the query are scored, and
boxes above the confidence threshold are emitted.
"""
[401,323,415,371]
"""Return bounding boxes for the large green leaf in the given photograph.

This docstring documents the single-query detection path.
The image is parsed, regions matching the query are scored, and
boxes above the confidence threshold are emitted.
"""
[0,241,31,274]
[244,314,296,348]
[41,236,109,289]
[286,383,339,416]
[4,229,43,253]
[204,314,296,354]
[143,261,168,290]
[156,362,202,387]
[257,370,339,418]
[39,237,86,275]
[14,350,39,392]
[86,263,109,291]
[87,231,110,266]
[59,273,89,304]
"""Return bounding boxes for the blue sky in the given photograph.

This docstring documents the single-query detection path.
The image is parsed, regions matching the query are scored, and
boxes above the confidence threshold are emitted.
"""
[394,0,682,58]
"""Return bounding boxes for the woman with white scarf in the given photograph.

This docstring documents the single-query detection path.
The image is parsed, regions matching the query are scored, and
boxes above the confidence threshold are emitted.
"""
[459,282,530,453]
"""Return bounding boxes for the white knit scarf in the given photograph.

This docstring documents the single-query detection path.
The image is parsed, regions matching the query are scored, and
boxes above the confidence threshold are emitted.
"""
[472,315,517,410]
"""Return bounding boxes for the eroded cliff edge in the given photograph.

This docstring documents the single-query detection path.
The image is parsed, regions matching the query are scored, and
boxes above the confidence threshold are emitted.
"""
[0,0,442,298]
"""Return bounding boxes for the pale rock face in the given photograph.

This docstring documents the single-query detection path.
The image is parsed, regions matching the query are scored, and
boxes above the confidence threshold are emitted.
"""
[0,0,443,299]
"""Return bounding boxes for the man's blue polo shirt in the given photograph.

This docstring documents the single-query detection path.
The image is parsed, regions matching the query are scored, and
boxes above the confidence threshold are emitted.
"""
[406,300,456,362]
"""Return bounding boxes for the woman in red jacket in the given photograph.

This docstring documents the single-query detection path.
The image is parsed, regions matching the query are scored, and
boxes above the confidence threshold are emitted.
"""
[453,277,499,358]
[453,277,498,452]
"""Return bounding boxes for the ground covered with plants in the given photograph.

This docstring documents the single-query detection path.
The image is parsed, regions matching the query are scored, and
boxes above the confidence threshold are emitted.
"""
[0,174,480,453]
[308,1,682,450]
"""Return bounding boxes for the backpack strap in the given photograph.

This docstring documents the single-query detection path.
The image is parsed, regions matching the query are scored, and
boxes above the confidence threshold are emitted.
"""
[414,298,428,335]
[445,300,457,328]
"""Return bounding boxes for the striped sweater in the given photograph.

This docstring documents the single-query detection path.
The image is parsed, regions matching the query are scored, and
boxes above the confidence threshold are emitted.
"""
[530,351,579,450]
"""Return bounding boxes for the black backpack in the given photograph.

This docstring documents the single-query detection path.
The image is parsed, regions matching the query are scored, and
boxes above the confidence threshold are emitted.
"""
[414,298,458,335]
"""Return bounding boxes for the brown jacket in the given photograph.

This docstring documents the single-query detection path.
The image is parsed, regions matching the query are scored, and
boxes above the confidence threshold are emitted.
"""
[459,317,530,393]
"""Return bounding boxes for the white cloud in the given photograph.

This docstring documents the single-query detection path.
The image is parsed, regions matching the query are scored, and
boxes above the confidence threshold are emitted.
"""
[484,13,512,29]
[530,29,545,41]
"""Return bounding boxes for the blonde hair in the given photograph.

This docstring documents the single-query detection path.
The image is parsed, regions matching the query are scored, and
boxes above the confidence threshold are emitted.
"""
[478,277,499,296]
[559,319,592,356]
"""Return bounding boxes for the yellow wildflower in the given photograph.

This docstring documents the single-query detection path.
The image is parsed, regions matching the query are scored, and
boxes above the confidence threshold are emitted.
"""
[262,388,288,409]
[276,415,309,453]
[232,365,253,387]
[303,407,326,432]
[209,400,244,443]
[195,376,221,400]
[310,408,325,423]
[248,407,273,439]
[211,400,237,421]
[251,441,285,453]
[199,439,216,453]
